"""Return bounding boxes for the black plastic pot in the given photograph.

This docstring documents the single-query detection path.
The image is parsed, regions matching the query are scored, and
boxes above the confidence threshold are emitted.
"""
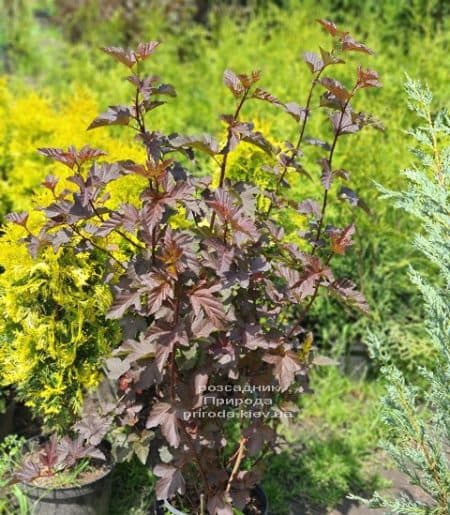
[20,467,112,515]
[152,485,268,515]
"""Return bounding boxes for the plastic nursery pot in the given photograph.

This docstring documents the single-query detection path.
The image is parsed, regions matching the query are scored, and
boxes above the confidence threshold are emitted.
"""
[151,485,268,515]
[20,468,113,515]
[19,440,113,515]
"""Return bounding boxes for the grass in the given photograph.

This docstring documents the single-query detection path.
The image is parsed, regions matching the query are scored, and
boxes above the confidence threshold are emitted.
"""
[263,367,388,513]
[110,457,156,515]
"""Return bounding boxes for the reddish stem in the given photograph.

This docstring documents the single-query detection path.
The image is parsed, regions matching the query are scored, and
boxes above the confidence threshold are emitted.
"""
[266,67,324,216]
[209,88,250,231]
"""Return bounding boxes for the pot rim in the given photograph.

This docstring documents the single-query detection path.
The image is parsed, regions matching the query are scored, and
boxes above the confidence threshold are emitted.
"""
[20,436,113,493]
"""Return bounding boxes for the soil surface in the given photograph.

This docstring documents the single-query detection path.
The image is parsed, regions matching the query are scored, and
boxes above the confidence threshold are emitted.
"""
[288,467,433,514]
[30,463,110,489]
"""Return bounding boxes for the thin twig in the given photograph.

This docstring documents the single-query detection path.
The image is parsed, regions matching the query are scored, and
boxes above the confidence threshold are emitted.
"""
[266,68,325,216]
[70,224,126,270]
[286,252,333,339]
[178,422,211,498]
[209,88,250,231]
[312,86,356,254]
[225,437,247,495]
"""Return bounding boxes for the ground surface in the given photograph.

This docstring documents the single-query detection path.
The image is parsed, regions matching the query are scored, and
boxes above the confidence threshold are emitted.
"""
[289,467,432,514]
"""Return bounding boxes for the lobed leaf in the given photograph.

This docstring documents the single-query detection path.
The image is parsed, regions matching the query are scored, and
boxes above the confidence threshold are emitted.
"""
[189,285,226,329]
[329,223,356,255]
[303,51,323,73]
[153,464,185,500]
[88,106,132,130]
[320,77,351,101]
[341,34,374,55]
[102,46,136,67]
[316,19,340,37]
[357,66,382,89]
[135,41,160,61]
[223,69,245,97]
[146,403,180,448]
[263,350,302,392]
[252,87,282,106]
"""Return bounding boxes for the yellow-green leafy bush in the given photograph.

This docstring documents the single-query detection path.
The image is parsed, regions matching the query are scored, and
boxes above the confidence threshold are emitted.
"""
[0,79,152,430]
[0,216,121,430]
[0,77,146,218]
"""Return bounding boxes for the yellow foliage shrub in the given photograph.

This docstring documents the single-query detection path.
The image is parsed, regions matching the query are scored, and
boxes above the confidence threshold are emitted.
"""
[0,220,121,430]
[0,77,146,217]
[0,79,150,430]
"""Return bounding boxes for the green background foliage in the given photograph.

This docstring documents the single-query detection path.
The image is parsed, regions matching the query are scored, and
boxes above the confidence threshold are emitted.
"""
[0,0,448,511]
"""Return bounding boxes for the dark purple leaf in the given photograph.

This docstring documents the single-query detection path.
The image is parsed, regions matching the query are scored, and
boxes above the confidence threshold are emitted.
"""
[251,88,282,105]
[319,158,332,190]
[14,459,41,483]
[304,137,331,150]
[152,84,177,97]
[303,52,323,73]
[283,102,307,122]
[51,228,72,252]
[143,100,165,113]
[5,211,28,227]
[39,435,60,469]
[242,324,269,350]
[290,256,333,299]
[243,423,276,456]
[106,290,142,319]
[341,34,374,55]
[88,106,132,130]
[298,199,321,218]
[320,91,345,110]
[144,272,173,315]
[170,134,220,156]
[330,110,360,135]
[102,46,136,67]
[208,189,258,241]
[154,464,185,500]
[334,169,350,181]
[146,403,180,448]
[26,232,51,258]
[135,41,160,61]
[223,69,244,97]
[38,147,77,169]
[320,77,351,101]
[263,350,302,392]
[338,186,370,213]
[330,278,369,313]
[77,146,107,164]
[105,357,130,380]
[74,412,112,446]
[189,284,226,329]
[241,131,274,155]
